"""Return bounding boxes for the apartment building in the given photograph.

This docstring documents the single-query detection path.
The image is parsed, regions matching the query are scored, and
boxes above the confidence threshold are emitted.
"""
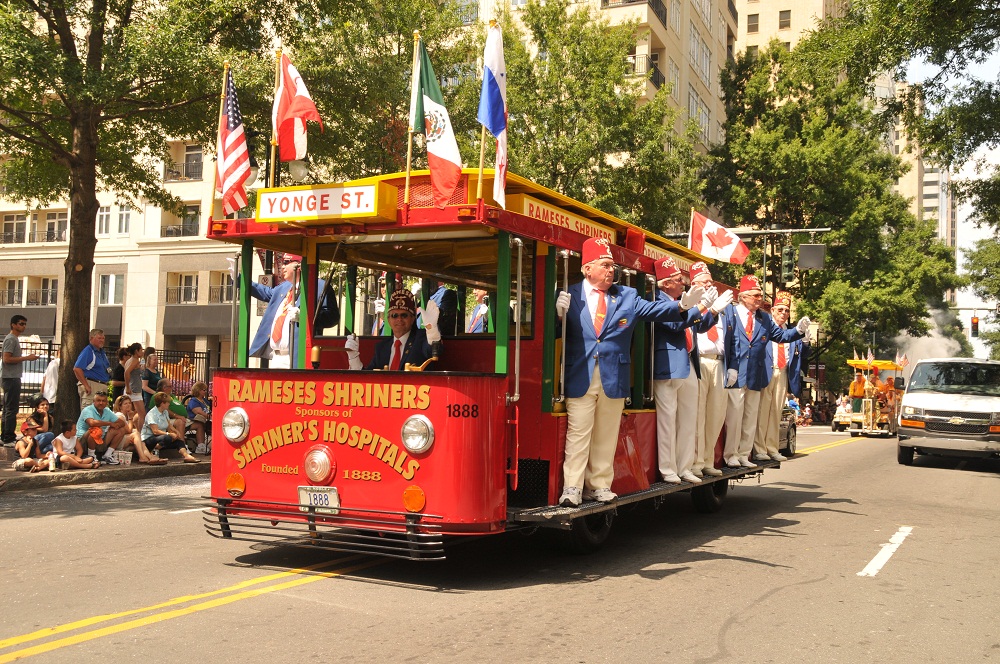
[0,140,238,364]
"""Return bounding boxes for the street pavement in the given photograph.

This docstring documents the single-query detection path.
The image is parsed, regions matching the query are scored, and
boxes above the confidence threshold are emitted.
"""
[1,427,998,663]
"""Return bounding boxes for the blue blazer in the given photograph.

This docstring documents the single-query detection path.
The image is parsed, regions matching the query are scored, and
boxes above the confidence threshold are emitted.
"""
[249,278,336,361]
[765,332,811,396]
[562,281,684,399]
[364,329,437,371]
[651,291,717,381]
[722,305,804,391]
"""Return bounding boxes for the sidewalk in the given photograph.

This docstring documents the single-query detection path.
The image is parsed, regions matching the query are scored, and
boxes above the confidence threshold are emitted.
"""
[0,450,211,493]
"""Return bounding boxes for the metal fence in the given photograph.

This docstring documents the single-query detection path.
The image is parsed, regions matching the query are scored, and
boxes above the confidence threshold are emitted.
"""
[10,341,211,414]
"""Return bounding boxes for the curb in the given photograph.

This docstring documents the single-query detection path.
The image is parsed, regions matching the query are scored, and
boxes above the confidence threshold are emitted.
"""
[0,460,211,493]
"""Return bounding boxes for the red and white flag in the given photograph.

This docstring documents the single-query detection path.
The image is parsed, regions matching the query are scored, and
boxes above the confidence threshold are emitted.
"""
[853,348,859,361]
[866,347,875,368]
[688,210,750,264]
[216,67,250,215]
[272,53,323,162]
[900,354,910,368]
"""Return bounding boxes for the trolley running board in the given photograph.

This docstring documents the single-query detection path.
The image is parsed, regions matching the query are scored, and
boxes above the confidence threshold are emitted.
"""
[507,460,779,528]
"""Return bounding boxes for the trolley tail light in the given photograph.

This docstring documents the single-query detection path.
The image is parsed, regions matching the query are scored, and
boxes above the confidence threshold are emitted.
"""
[402,485,426,513]
[304,445,336,484]
[226,472,246,497]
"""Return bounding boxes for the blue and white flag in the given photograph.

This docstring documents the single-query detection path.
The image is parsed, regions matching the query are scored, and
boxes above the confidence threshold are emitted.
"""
[477,24,507,209]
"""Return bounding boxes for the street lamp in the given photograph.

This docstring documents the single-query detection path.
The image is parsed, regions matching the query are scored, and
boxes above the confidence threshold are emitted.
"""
[288,159,309,183]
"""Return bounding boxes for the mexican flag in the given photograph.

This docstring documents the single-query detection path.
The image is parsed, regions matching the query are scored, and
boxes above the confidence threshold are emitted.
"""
[409,39,462,208]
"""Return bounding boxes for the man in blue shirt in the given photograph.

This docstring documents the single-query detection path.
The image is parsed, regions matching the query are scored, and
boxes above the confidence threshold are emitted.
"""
[76,391,126,465]
[73,328,111,409]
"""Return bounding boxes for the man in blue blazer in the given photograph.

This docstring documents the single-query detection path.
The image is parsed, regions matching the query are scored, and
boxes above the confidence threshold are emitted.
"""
[651,257,733,484]
[555,238,714,507]
[721,275,810,468]
[345,288,441,371]
[754,291,811,461]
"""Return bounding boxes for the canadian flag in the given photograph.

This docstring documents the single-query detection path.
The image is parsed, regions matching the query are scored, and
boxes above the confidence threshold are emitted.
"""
[272,53,323,162]
[688,210,750,264]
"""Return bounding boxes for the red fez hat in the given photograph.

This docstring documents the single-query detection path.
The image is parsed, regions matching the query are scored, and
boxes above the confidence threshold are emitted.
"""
[689,261,711,281]
[774,291,792,309]
[388,288,416,314]
[655,257,681,281]
[281,253,302,265]
[739,274,762,293]
[581,237,613,265]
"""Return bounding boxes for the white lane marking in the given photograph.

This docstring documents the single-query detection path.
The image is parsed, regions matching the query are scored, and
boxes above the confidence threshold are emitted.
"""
[857,526,914,577]
[169,508,204,514]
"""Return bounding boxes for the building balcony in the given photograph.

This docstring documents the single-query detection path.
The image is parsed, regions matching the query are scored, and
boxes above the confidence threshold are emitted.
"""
[208,285,234,304]
[601,0,667,29]
[0,231,26,244]
[24,289,58,306]
[0,291,23,306]
[164,161,204,182]
[628,55,665,90]
[458,1,478,25]
[161,224,200,238]
[29,230,67,243]
[166,286,198,304]
[728,0,737,24]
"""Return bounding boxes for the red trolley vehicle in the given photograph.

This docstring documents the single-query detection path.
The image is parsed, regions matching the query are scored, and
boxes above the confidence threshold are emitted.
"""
[204,170,780,560]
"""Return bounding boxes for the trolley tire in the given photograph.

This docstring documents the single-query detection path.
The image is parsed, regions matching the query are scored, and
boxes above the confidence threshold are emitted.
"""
[781,426,797,456]
[691,480,729,514]
[897,445,914,466]
[560,512,614,554]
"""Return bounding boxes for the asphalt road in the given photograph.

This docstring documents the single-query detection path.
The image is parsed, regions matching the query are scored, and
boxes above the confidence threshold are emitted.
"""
[2,427,999,663]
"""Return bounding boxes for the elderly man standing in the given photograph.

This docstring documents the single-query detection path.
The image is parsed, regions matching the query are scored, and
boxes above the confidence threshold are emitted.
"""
[651,258,732,484]
[689,262,728,478]
[73,328,110,409]
[555,238,713,506]
[754,291,810,462]
[721,275,810,468]
[2,315,39,445]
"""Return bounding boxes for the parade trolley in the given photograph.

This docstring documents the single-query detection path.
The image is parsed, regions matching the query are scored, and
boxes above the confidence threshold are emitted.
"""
[846,359,903,437]
[202,170,782,560]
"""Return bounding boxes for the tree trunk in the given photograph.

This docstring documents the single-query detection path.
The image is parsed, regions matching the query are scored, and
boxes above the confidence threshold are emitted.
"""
[54,108,101,422]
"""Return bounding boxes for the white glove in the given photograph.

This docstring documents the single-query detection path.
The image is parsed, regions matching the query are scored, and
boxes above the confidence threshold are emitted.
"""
[699,286,718,310]
[374,298,385,314]
[287,306,299,323]
[423,300,441,343]
[710,289,733,313]
[555,291,571,317]
[796,316,811,335]
[411,282,422,296]
[726,368,738,387]
[679,285,705,311]
[226,257,238,281]
[344,334,362,370]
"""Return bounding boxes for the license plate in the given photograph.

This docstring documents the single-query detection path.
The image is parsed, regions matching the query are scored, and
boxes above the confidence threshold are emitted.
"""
[298,486,340,515]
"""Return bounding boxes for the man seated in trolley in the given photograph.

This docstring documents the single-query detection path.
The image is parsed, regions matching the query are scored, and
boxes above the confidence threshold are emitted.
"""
[345,288,441,371]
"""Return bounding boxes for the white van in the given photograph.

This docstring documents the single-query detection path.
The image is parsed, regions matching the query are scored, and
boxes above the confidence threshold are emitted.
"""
[896,358,1000,465]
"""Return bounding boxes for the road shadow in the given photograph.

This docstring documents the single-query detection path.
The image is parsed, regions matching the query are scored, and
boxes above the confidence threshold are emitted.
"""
[224,481,862,593]
[903,453,1000,476]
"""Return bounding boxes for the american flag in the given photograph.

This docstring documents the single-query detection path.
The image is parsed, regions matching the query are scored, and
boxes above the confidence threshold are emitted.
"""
[853,347,859,361]
[216,67,251,215]
[866,347,874,368]
[900,354,910,368]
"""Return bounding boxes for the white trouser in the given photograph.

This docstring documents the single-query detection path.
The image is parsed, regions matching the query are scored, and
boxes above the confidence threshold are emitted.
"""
[724,386,762,460]
[563,365,625,491]
[270,351,291,369]
[695,356,726,470]
[755,366,787,456]
[653,371,699,479]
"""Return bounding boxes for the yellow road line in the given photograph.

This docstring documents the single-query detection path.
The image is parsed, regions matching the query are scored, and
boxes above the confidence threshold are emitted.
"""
[0,556,362,651]
[0,558,384,663]
[797,437,862,455]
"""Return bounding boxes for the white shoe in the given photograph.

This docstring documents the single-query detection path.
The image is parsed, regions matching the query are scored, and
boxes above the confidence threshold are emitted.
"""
[103,454,119,465]
[702,467,724,477]
[661,472,682,484]
[689,467,704,477]
[738,457,757,468]
[770,453,787,462]
[725,456,741,468]
[194,443,207,455]
[753,453,770,462]
[583,488,617,503]
[679,471,702,484]
[559,487,582,507]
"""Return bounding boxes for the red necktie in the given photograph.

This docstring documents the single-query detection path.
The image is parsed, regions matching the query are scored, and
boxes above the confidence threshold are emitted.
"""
[777,343,787,369]
[390,339,402,370]
[594,289,606,335]
[745,313,753,338]
[468,306,484,333]
[685,328,693,352]
[707,326,719,342]
[271,288,294,345]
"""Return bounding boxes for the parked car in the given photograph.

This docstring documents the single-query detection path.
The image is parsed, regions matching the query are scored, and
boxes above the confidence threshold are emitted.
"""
[896,358,1000,465]
[779,405,797,455]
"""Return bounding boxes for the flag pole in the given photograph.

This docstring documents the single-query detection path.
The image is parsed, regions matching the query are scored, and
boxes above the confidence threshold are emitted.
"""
[269,49,282,188]
[476,20,498,202]
[404,31,421,208]
[210,62,229,215]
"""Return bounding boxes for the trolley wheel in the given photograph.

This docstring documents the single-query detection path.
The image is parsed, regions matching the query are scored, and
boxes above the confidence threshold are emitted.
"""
[560,512,614,554]
[781,426,797,456]
[897,445,914,466]
[691,479,729,514]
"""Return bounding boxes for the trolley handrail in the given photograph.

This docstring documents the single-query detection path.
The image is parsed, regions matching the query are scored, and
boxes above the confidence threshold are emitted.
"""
[554,249,570,405]
[508,237,524,405]
[646,273,656,406]
[620,268,635,406]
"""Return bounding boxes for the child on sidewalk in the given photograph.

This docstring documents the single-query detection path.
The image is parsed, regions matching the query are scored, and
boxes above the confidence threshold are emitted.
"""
[54,419,99,469]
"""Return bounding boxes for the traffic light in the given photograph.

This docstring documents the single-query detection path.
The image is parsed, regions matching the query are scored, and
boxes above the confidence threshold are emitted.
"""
[971,316,979,337]
[780,245,796,283]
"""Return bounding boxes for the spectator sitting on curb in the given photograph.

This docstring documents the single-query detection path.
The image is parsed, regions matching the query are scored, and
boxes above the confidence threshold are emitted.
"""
[76,392,126,465]
[155,378,188,439]
[142,392,199,462]
[112,395,167,465]
[21,395,56,456]
[186,381,211,455]
[54,419,99,469]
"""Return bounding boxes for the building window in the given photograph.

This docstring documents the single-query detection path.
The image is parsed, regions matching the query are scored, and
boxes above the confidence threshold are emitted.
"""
[2,214,26,244]
[41,278,57,306]
[97,206,111,236]
[510,0,528,8]
[3,278,24,306]
[118,205,131,234]
[670,0,681,34]
[43,212,67,242]
[99,274,124,305]
[747,14,759,33]
[779,9,791,29]
[209,272,235,304]
[183,144,203,180]
[668,58,681,101]
[782,41,791,51]
[747,45,759,59]
[168,273,198,304]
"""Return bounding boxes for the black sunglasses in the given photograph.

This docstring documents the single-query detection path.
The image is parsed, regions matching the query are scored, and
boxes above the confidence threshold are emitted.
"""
[389,312,412,320]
